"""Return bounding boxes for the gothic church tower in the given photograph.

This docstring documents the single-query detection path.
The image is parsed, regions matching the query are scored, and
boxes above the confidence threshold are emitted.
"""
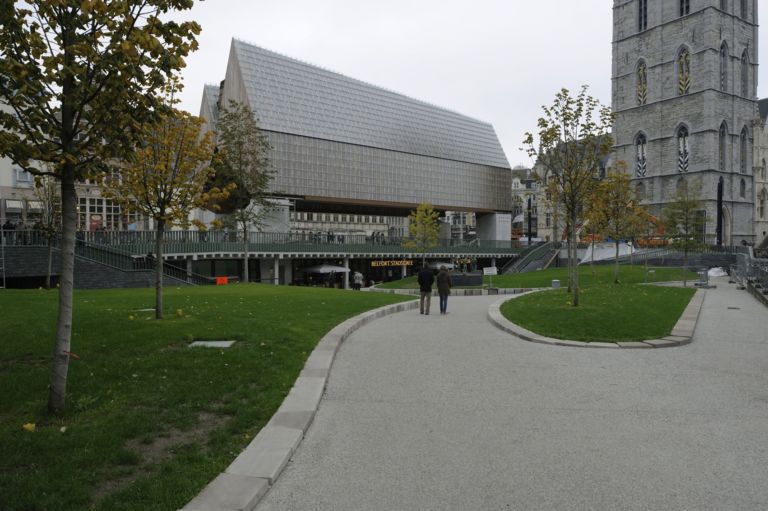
[612,0,757,244]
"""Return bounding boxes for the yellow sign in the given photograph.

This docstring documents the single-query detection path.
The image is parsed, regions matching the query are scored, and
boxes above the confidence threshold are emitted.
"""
[371,260,413,267]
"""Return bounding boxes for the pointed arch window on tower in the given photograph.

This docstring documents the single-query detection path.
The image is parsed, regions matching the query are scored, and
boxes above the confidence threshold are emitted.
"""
[740,0,748,19]
[637,61,648,105]
[678,48,691,95]
[719,123,728,171]
[635,134,648,177]
[679,0,690,16]
[721,0,728,11]
[759,189,767,219]
[638,0,648,31]
[677,126,690,172]
[739,179,746,198]
[720,43,728,91]
[741,50,750,97]
[740,127,749,174]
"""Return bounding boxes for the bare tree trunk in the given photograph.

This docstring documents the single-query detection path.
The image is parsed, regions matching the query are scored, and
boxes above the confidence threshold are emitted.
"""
[155,220,165,319]
[47,165,76,412]
[614,240,620,283]
[46,239,53,290]
[242,223,249,284]
[570,211,580,306]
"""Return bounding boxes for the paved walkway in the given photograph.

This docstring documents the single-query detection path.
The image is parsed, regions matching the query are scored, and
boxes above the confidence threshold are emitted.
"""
[257,277,768,510]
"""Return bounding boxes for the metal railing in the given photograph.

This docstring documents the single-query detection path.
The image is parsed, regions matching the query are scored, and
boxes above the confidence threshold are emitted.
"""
[731,253,768,291]
[2,229,213,285]
[505,242,556,274]
[2,229,522,256]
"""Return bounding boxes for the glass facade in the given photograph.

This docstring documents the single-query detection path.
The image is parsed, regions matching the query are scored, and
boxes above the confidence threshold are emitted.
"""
[266,131,510,211]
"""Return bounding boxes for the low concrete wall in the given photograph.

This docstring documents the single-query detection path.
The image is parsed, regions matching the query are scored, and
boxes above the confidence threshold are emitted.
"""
[3,246,188,289]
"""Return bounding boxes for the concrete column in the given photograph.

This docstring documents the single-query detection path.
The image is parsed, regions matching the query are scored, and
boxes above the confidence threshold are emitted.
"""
[186,256,193,283]
[273,257,279,285]
[343,256,350,289]
[284,258,293,285]
[491,257,496,269]
[401,265,407,278]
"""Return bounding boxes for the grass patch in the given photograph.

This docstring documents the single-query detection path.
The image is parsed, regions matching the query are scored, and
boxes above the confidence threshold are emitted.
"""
[378,265,699,289]
[0,285,412,511]
[500,284,696,342]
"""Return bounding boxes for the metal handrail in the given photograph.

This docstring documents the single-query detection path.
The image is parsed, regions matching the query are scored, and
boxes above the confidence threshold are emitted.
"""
[1,229,522,256]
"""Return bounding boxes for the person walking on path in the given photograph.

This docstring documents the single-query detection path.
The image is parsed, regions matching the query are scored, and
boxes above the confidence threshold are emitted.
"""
[436,265,451,314]
[353,271,364,291]
[417,265,434,315]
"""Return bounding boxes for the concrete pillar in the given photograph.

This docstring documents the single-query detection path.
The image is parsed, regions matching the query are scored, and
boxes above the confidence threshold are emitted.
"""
[284,258,293,285]
[273,257,279,285]
[401,265,407,279]
[491,257,496,269]
[343,256,350,289]
[186,257,193,283]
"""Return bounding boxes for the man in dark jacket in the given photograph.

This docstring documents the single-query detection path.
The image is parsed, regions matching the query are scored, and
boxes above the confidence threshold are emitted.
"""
[436,265,451,314]
[417,265,434,315]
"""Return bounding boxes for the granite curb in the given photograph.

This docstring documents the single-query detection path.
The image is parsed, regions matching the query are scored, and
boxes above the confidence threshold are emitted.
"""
[487,288,706,349]
[180,299,419,511]
[367,287,535,296]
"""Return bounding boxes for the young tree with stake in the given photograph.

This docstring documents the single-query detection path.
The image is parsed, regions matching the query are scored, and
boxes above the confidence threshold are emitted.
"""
[0,0,200,412]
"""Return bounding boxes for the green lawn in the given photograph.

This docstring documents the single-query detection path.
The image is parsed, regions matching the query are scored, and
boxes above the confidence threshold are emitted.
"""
[378,265,699,289]
[0,285,412,511]
[500,284,696,342]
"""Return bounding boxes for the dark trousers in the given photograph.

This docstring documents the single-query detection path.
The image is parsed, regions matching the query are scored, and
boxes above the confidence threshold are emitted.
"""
[419,292,431,314]
[439,293,449,313]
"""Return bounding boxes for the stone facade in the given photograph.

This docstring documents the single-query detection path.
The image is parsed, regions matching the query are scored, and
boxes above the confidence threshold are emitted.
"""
[753,99,768,247]
[612,0,758,244]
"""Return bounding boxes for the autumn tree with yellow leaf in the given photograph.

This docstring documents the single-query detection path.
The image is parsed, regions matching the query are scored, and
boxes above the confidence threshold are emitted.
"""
[106,109,219,320]
[0,0,200,412]
[403,202,440,265]
[588,167,647,283]
[524,86,613,306]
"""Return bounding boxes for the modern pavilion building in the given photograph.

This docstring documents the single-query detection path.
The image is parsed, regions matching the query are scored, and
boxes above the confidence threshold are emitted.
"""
[199,39,512,238]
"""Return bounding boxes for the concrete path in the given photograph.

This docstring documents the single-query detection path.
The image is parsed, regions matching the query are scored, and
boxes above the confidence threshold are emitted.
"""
[256,277,768,510]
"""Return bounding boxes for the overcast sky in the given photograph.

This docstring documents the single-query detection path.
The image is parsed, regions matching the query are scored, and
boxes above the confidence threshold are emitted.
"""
[173,0,767,167]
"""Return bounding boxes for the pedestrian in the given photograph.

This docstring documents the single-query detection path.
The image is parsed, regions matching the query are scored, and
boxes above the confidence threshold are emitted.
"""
[353,271,364,290]
[417,264,434,315]
[436,265,451,314]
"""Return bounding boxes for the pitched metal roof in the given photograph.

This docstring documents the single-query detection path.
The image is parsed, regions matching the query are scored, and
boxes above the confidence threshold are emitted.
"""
[231,39,510,169]
[203,84,220,123]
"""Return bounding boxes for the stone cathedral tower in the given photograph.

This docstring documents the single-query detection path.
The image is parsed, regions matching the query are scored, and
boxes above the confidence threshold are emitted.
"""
[612,0,757,244]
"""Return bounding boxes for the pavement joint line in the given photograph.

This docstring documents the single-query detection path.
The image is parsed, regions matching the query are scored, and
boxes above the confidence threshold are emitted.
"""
[487,287,707,349]
[181,298,419,511]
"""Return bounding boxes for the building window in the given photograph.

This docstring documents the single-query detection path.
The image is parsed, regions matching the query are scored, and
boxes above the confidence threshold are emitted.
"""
[719,122,728,171]
[680,0,690,16]
[759,189,766,219]
[739,178,746,198]
[637,60,648,105]
[721,0,728,11]
[740,0,747,19]
[13,168,34,188]
[545,213,551,227]
[720,42,729,91]
[638,0,648,31]
[678,48,691,95]
[677,126,690,172]
[763,158,766,180]
[635,133,648,177]
[740,127,749,174]
[741,50,750,97]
